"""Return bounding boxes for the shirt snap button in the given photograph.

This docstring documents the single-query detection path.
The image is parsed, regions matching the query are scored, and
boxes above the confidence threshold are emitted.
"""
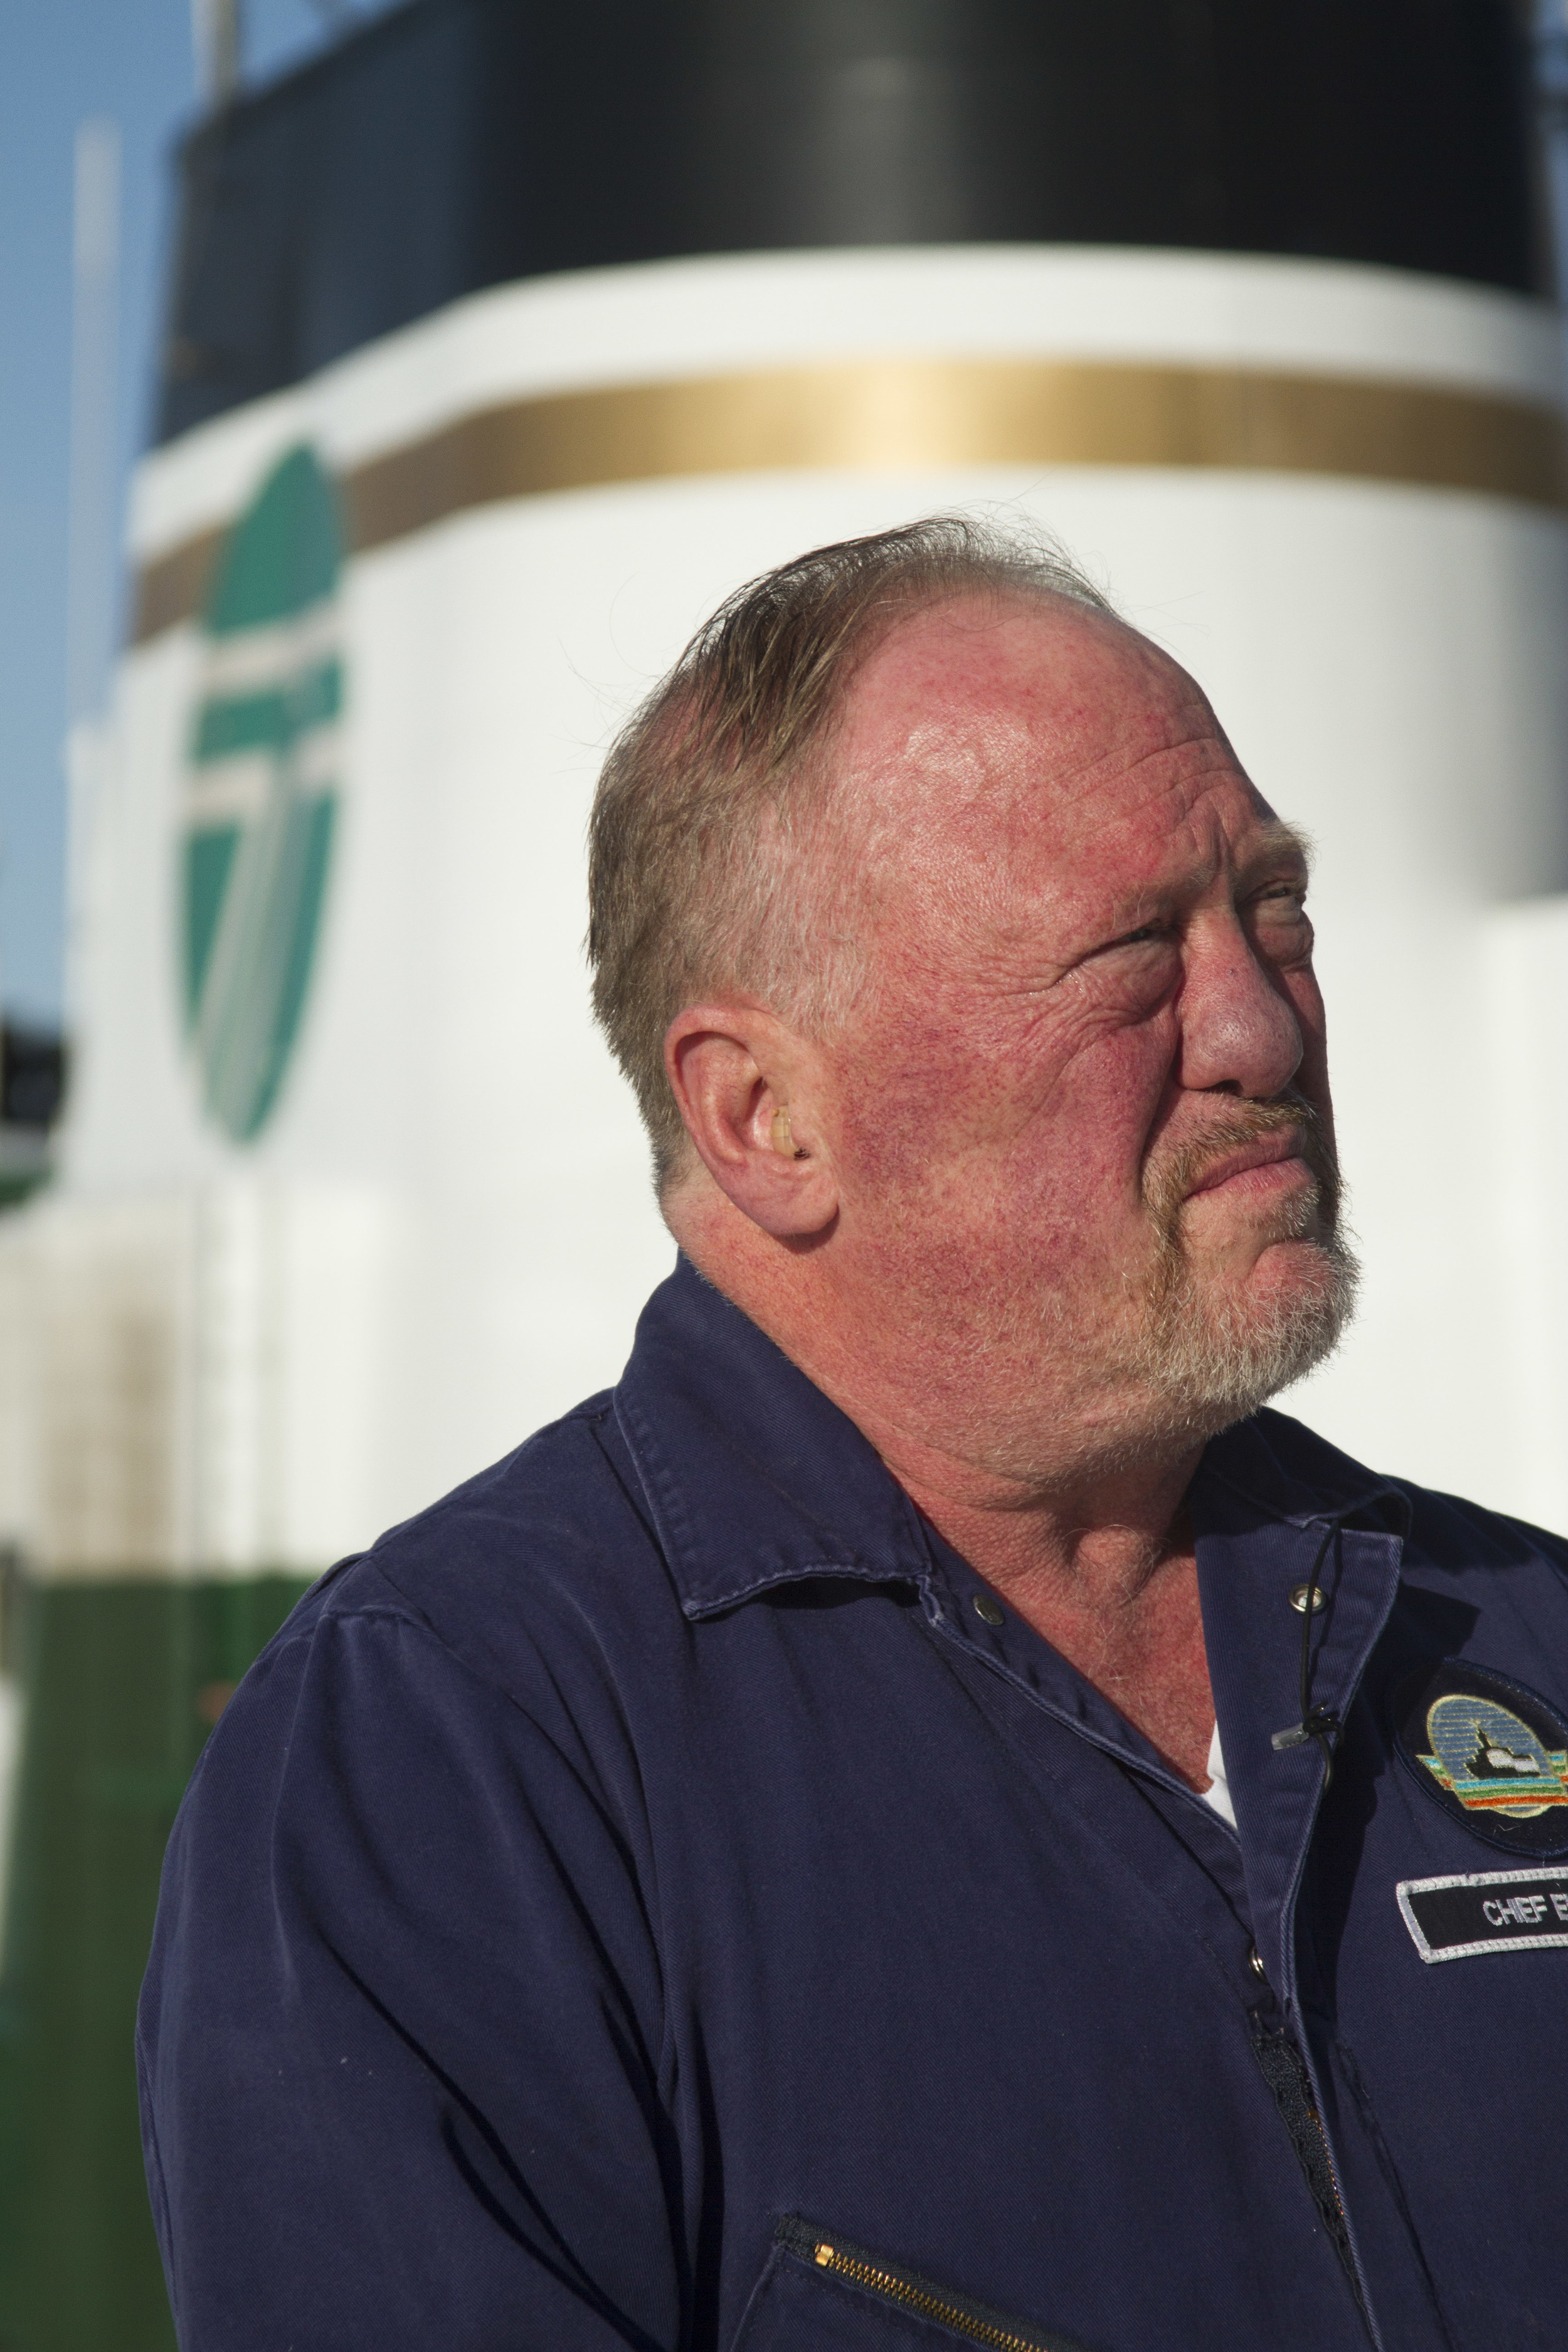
[972,1594,1004,1626]
[1248,1944,1268,1980]
[1288,1582,1327,1614]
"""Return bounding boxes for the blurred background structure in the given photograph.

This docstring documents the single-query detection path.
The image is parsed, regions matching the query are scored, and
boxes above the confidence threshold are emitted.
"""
[3,2,1568,2345]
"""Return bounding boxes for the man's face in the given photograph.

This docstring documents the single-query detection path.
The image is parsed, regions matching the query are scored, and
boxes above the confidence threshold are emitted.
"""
[812,595,1355,1472]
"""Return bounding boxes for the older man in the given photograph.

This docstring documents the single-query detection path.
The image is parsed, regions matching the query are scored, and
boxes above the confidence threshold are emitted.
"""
[140,522,1568,2352]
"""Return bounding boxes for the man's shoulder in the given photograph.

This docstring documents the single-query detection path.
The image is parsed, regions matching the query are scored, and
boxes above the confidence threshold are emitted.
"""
[1249,1406,1568,1579]
[267,1388,676,1700]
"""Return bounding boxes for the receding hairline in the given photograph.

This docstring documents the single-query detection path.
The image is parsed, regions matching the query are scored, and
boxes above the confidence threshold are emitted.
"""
[830,571,1142,681]
[689,572,1140,787]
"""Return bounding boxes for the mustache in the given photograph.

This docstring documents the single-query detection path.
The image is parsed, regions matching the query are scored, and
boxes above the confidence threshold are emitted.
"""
[1143,1094,1341,1243]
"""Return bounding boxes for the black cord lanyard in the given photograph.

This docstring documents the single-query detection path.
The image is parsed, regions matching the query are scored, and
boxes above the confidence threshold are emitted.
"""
[1267,1489,1413,1789]
[1270,1516,1346,1786]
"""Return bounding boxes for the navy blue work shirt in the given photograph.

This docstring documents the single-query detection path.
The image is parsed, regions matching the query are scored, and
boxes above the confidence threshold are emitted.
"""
[140,1256,1568,2351]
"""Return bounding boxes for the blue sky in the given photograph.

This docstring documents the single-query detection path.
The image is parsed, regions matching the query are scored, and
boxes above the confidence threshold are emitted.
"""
[0,1,398,1027]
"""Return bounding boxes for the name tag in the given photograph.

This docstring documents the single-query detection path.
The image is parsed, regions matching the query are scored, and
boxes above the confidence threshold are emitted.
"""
[1397,1868,1568,1963]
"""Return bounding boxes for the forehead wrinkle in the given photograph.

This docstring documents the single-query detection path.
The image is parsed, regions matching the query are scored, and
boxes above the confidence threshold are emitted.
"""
[1046,692,1246,812]
[832,603,1286,938]
[854,741,1267,968]
[855,712,1243,889]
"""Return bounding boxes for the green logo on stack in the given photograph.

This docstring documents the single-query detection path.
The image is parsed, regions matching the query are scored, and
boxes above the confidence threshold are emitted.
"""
[183,443,344,1141]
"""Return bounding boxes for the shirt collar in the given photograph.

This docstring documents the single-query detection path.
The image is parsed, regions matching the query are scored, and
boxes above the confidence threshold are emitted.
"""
[613,1255,933,1617]
[613,1256,1403,1619]
[1197,1409,1409,1535]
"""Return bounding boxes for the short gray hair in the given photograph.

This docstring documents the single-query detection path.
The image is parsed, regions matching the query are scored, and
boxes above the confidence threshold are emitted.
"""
[586,515,1117,1190]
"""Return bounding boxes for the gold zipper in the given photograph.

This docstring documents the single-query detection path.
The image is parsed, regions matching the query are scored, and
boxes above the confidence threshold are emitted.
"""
[807,2237,1050,2351]
[1313,2116,1350,2232]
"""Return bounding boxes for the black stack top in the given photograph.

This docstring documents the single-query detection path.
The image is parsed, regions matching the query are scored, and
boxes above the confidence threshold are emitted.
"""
[156,0,1547,444]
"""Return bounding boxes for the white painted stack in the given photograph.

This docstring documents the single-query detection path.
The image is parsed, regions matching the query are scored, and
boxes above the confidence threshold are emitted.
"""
[3,241,1565,1600]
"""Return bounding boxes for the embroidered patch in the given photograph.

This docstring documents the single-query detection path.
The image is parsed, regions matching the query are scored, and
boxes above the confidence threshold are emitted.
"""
[1393,1662,1568,1856]
[1398,1869,1568,1963]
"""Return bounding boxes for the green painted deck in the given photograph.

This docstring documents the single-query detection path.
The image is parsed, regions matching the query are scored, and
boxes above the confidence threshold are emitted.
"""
[0,1573,311,2352]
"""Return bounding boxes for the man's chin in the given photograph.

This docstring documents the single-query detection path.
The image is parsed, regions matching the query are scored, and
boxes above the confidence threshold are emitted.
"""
[1242,1228,1348,1310]
[1125,1227,1361,1434]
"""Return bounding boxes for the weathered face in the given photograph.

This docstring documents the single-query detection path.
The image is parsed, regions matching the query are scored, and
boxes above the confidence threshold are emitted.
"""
[815,595,1353,1465]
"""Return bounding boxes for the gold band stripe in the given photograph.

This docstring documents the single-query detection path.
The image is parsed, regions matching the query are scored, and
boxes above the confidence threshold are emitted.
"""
[131,354,1568,644]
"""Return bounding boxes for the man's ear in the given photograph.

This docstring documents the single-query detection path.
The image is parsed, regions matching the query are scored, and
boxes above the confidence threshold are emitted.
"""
[664,1005,839,1239]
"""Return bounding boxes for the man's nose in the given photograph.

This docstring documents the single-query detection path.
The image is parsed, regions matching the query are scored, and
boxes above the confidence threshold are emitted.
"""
[1177,918,1303,1099]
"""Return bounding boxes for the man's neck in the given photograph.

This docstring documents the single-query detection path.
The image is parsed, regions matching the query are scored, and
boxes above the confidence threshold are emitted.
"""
[896,1451,1216,1790]
[674,1207,1219,1789]
[804,1375,1216,1791]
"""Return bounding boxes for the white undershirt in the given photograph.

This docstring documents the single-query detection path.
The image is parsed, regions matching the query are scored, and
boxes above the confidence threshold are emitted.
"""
[1200,1719,1237,1830]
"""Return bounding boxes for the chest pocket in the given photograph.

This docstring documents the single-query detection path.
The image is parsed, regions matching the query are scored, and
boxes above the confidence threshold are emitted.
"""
[732,2217,1097,2352]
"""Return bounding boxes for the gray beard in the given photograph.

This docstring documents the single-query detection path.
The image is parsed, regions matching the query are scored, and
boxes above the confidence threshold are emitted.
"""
[1106,1094,1360,1449]
[1126,1220,1359,1435]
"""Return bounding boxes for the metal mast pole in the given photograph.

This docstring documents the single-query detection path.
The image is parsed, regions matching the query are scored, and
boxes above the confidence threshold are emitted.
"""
[191,0,244,109]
